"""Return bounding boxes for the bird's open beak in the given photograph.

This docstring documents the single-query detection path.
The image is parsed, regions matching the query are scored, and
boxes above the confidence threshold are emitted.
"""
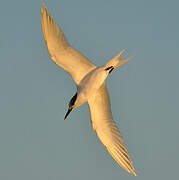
[64,107,73,121]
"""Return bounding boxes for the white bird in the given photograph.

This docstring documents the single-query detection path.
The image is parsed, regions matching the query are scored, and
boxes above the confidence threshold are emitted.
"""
[41,4,136,176]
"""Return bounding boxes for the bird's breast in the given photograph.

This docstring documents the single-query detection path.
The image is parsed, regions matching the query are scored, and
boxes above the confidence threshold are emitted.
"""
[78,67,108,100]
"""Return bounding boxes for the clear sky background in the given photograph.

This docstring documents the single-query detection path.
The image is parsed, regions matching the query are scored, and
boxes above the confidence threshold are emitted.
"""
[0,0,179,179]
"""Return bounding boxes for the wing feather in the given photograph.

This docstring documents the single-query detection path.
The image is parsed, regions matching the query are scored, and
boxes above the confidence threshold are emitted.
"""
[41,4,96,84]
[88,83,136,176]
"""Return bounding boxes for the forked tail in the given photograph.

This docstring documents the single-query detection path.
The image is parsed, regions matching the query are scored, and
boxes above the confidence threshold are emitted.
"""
[104,49,135,70]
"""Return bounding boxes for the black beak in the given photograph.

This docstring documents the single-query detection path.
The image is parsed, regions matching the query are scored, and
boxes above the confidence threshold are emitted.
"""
[64,107,73,121]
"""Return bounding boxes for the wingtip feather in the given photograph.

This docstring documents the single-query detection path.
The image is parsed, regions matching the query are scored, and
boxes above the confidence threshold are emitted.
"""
[41,3,46,13]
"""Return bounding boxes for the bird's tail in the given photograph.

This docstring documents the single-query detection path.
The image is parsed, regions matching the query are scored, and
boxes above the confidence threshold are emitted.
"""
[104,49,135,70]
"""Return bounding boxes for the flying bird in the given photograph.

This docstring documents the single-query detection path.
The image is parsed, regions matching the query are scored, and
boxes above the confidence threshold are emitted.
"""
[41,4,136,176]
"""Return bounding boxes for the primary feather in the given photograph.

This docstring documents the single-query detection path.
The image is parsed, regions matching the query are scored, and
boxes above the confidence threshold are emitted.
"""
[88,83,136,176]
[41,4,96,84]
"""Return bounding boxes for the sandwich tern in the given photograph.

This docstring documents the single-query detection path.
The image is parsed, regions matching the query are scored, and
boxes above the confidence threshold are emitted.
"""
[41,4,136,176]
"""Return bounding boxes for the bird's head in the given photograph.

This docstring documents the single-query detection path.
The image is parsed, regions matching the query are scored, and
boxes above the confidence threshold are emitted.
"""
[64,93,77,121]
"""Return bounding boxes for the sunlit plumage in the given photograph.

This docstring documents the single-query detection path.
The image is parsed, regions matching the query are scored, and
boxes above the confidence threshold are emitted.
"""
[41,4,136,176]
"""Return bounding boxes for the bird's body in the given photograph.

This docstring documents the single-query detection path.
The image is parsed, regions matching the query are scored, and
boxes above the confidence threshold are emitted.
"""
[41,4,136,176]
[77,66,111,108]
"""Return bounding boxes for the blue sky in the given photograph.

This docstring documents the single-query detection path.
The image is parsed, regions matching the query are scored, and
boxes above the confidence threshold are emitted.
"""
[0,0,179,179]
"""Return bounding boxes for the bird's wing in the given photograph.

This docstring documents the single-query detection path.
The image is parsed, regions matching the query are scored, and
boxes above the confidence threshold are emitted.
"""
[41,4,96,84]
[88,83,136,176]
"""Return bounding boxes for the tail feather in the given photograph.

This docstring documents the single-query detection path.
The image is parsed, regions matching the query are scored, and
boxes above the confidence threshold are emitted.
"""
[104,50,135,70]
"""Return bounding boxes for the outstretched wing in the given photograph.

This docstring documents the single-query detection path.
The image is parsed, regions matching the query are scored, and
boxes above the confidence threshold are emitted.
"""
[41,4,96,84]
[88,83,136,176]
